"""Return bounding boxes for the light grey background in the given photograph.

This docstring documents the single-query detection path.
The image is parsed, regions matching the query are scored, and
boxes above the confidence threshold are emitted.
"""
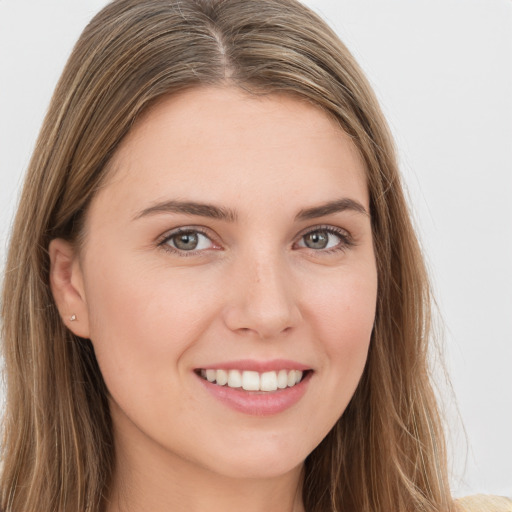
[1,0,511,498]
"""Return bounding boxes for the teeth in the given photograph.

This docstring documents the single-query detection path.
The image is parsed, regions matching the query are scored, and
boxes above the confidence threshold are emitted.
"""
[216,369,228,386]
[242,371,260,391]
[277,369,288,389]
[260,371,278,391]
[199,369,306,391]
[227,369,242,388]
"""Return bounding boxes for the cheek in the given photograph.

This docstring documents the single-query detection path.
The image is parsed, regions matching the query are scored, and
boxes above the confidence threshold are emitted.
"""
[82,257,220,397]
[310,262,377,341]
[305,263,377,391]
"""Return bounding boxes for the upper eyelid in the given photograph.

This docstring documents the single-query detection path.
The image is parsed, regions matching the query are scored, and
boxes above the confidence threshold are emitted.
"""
[294,224,352,240]
[293,225,355,254]
[157,225,216,244]
[156,223,353,251]
[157,226,220,256]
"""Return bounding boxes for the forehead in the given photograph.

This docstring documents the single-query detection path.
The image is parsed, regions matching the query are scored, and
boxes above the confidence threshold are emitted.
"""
[93,86,369,220]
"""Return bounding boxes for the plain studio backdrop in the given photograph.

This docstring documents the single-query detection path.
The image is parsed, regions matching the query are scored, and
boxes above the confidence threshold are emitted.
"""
[0,0,511,498]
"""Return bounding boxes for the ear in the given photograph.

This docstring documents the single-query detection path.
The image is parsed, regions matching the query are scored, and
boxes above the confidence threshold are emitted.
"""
[49,238,91,338]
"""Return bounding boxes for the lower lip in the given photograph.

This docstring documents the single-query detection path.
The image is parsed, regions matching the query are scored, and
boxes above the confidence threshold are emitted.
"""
[196,372,312,416]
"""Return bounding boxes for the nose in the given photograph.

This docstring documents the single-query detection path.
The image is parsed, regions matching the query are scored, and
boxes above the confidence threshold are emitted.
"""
[222,250,302,339]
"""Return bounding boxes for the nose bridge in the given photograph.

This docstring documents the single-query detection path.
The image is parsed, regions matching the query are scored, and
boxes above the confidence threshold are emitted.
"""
[223,245,301,338]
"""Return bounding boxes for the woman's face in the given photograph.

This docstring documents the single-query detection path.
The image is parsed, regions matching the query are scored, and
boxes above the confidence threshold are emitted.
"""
[54,87,377,480]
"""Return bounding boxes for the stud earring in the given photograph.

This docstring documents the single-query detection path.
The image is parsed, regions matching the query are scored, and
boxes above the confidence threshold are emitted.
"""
[70,314,77,322]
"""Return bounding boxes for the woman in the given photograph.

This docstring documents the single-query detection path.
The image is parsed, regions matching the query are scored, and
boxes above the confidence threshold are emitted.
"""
[0,1,509,511]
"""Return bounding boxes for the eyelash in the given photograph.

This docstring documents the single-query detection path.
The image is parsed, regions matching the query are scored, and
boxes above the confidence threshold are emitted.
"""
[157,225,354,256]
[294,225,354,254]
[157,227,217,257]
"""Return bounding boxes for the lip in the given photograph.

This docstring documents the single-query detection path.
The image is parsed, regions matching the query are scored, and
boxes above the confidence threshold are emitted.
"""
[197,359,311,372]
[194,361,313,417]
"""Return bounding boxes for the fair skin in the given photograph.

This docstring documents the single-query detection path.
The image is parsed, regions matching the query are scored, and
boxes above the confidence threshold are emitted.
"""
[49,87,377,512]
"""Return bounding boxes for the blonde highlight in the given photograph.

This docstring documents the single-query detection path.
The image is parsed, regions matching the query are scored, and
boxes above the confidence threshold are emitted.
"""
[1,1,455,510]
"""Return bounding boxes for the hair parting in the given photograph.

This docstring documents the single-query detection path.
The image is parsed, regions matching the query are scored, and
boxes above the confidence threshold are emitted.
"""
[1,1,455,511]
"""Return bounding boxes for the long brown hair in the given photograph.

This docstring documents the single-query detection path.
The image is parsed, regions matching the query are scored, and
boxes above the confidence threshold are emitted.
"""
[1,0,455,510]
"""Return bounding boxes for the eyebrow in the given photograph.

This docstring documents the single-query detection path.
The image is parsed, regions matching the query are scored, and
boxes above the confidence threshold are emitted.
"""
[295,198,369,220]
[134,200,238,222]
[134,197,368,222]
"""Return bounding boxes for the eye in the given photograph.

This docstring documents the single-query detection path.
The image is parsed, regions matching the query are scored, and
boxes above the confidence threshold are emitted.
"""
[296,227,351,252]
[160,228,216,253]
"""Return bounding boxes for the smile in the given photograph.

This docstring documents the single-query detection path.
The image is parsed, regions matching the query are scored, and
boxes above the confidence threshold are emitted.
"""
[198,368,305,392]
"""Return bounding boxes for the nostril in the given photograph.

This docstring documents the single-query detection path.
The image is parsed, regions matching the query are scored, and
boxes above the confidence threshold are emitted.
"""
[221,274,302,337]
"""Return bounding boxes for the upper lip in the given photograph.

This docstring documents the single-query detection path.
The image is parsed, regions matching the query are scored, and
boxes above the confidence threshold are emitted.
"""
[195,359,311,372]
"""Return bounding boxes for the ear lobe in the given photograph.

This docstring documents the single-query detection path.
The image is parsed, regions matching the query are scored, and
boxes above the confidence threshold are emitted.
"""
[49,238,90,338]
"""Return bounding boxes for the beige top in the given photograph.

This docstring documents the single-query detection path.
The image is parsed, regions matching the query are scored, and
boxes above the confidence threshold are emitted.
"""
[457,495,512,512]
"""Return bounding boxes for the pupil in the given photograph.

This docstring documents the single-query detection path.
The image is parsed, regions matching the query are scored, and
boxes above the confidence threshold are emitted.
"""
[305,231,328,249]
[174,232,198,250]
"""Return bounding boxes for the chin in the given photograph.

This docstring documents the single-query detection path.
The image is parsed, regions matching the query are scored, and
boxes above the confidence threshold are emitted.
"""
[197,436,311,480]
[212,457,304,481]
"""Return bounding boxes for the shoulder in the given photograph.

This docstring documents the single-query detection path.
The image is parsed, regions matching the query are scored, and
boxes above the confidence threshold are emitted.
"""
[456,495,512,512]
